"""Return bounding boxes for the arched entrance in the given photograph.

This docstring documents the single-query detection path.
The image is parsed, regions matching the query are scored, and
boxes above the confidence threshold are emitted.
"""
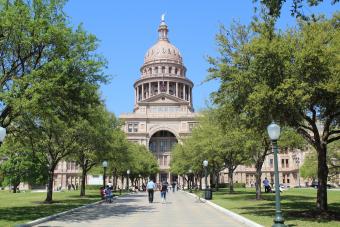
[149,130,178,184]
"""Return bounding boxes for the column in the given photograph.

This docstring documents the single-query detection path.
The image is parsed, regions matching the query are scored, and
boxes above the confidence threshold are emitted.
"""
[167,81,169,94]
[158,81,160,94]
[176,82,178,97]
[149,82,151,97]
[141,83,144,100]
[188,87,191,105]
[137,86,140,101]
[134,87,137,104]
[183,84,186,100]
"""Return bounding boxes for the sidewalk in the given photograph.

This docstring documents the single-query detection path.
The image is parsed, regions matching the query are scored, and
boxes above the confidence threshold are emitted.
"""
[34,191,248,227]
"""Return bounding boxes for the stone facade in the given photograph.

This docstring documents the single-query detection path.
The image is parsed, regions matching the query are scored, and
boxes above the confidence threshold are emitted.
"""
[120,16,198,185]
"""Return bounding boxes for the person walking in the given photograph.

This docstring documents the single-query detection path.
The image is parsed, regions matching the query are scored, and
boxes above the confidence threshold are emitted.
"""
[171,181,176,192]
[263,177,270,193]
[160,181,168,203]
[146,179,156,203]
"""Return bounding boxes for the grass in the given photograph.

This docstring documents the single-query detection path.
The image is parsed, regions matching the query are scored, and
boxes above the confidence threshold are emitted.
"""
[195,188,340,227]
[0,189,102,227]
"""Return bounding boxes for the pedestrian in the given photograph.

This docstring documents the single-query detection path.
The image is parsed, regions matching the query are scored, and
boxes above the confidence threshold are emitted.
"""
[67,184,71,191]
[161,181,168,203]
[146,179,156,203]
[71,183,75,190]
[263,177,270,193]
[104,185,113,203]
[171,181,176,192]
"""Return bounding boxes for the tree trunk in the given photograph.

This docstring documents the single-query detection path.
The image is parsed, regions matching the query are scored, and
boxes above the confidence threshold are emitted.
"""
[215,172,219,191]
[80,167,87,197]
[199,175,202,190]
[228,167,234,193]
[45,170,54,203]
[12,181,20,193]
[255,157,265,200]
[316,144,328,212]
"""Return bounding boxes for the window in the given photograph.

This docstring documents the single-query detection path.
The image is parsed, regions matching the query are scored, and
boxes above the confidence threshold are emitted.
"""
[149,142,156,152]
[281,159,285,168]
[169,67,172,74]
[128,122,138,133]
[269,159,273,168]
[128,123,133,132]
[286,159,289,168]
[133,123,138,132]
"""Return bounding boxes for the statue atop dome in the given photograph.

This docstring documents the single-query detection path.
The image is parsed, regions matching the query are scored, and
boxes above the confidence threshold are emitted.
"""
[161,13,165,22]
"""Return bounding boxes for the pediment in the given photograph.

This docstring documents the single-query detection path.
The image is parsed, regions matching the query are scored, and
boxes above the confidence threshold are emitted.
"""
[140,93,187,104]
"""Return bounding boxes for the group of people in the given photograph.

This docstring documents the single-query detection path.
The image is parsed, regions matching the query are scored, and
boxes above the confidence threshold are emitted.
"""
[146,179,177,203]
[100,185,114,203]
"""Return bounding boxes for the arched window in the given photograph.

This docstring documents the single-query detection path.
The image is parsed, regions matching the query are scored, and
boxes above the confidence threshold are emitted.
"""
[169,67,172,74]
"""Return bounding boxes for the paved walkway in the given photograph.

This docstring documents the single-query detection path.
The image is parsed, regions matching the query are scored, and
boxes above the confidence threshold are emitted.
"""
[35,191,247,227]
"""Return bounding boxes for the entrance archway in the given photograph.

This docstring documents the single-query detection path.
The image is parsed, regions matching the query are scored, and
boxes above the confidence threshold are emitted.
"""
[149,130,178,184]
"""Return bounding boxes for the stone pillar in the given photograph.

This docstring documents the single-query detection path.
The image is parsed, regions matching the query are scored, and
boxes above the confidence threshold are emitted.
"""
[167,81,169,94]
[176,82,178,97]
[134,87,137,104]
[141,83,144,100]
[149,82,151,97]
[188,87,191,105]
[158,81,160,94]
[183,84,186,100]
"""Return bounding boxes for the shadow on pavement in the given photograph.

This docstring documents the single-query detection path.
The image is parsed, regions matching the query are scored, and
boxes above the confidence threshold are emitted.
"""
[48,194,157,223]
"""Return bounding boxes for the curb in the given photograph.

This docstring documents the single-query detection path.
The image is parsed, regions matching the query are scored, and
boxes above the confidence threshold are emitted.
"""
[23,193,133,227]
[182,191,264,227]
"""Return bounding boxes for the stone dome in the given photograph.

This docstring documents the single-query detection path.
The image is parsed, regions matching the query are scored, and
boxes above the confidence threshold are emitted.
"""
[144,40,182,64]
[143,17,183,65]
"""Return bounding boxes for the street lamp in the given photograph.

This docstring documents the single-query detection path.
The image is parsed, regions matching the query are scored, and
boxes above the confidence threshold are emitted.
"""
[292,153,301,188]
[127,169,130,191]
[203,160,211,200]
[0,126,6,146]
[189,169,193,193]
[267,122,286,227]
[102,161,108,188]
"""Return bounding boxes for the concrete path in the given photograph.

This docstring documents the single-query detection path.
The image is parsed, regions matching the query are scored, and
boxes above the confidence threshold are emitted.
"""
[35,191,248,227]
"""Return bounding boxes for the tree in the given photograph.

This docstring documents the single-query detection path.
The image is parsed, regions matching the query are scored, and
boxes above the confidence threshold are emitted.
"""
[1,0,107,203]
[171,109,251,193]
[70,106,117,196]
[252,0,339,19]
[0,136,47,192]
[207,14,339,211]
[300,151,318,181]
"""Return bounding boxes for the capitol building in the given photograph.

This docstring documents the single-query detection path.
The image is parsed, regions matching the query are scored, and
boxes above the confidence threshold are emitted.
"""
[120,16,198,184]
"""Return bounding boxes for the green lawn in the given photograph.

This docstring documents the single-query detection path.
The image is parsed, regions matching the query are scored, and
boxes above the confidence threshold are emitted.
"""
[196,188,340,227]
[0,189,102,227]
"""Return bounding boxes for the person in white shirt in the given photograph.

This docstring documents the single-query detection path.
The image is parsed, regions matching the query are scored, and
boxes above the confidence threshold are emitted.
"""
[146,179,156,203]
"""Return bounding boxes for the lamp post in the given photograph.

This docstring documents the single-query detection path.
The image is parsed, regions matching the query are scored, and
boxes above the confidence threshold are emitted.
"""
[189,169,193,193]
[267,122,286,227]
[203,160,210,199]
[102,161,108,188]
[127,169,130,191]
[0,126,7,146]
[292,153,301,188]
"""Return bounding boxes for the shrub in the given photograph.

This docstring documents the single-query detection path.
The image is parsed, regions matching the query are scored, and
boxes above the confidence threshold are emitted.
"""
[217,183,246,188]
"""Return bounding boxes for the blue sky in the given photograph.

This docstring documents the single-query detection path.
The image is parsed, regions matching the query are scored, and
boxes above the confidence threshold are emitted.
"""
[64,1,338,116]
